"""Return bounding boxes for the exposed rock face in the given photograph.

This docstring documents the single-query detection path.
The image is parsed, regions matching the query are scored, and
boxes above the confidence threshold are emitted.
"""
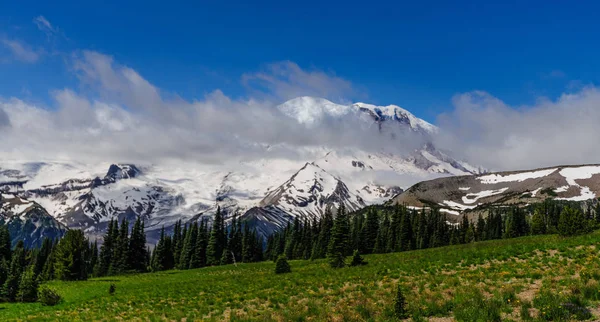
[392,164,600,217]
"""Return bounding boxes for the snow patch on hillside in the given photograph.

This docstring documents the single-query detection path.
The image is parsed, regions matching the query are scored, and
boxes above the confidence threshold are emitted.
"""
[462,188,509,204]
[478,168,557,184]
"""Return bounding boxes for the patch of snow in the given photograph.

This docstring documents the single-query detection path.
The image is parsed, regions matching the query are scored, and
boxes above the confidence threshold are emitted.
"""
[554,186,569,193]
[442,200,477,211]
[440,208,460,216]
[531,187,542,197]
[556,166,600,201]
[462,188,509,204]
[477,168,557,184]
[458,187,471,191]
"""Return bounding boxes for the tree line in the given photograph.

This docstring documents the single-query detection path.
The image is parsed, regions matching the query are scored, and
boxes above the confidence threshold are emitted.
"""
[264,199,595,267]
[150,207,264,271]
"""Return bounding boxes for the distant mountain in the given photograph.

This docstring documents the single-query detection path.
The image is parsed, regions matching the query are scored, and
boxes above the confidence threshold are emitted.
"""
[392,164,600,217]
[0,193,67,247]
[0,96,480,242]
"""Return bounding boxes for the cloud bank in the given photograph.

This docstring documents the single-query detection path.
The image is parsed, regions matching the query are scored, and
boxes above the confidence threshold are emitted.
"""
[435,88,600,171]
[0,51,424,166]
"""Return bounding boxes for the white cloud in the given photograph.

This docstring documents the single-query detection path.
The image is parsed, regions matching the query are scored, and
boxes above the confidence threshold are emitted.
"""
[242,61,356,103]
[34,16,59,39]
[1,38,40,63]
[435,87,600,171]
[0,51,423,165]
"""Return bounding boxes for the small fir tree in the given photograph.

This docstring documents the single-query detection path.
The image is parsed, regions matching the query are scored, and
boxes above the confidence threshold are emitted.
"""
[17,267,38,302]
[394,284,408,319]
[349,249,367,266]
[274,255,291,274]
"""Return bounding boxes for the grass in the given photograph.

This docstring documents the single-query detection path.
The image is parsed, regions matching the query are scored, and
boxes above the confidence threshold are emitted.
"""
[4,231,600,321]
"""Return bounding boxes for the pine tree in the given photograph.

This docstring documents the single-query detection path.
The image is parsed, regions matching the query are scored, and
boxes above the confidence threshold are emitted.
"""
[361,209,379,254]
[194,220,208,268]
[98,219,117,277]
[112,219,130,274]
[128,217,147,272]
[476,215,486,241]
[274,255,291,274]
[531,208,546,235]
[172,220,183,266]
[311,208,333,259]
[187,222,200,269]
[206,207,225,266]
[349,249,367,266]
[151,227,167,271]
[3,244,25,301]
[394,284,408,319]
[180,222,198,269]
[33,237,53,277]
[558,206,587,236]
[0,258,8,290]
[89,240,99,277]
[398,211,414,251]
[0,225,11,262]
[17,266,38,302]
[54,229,88,281]
[327,205,349,268]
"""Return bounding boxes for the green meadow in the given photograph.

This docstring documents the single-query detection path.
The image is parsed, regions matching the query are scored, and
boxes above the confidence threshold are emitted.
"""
[4,231,600,321]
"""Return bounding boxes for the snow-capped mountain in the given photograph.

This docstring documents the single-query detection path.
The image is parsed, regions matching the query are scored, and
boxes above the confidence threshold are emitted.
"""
[0,97,480,242]
[0,193,67,247]
[278,96,437,134]
[392,164,600,217]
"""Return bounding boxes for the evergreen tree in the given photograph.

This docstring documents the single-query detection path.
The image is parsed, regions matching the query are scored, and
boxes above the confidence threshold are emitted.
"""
[398,211,414,251]
[349,249,367,266]
[394,284,408,319]
[558,206,588,236]
[98,219,117,277]
[180,222,198,269]
[195,220,208,267]
[3,244,25,301]
[186,222,200,269]
[476,215,486,241]
[112,219,130,274]
[311,208,333,259]
[327,205,349,268]
[374,214,390,253]
[0,258,8,291]
[172,220,183,267]
[531,207,546,235]
[17,266,38,302]
[151,227,167,271]
[274,255,291,274]
[206,207,226,266]
[33,237,53,277]
[54,230,88,281]
[0,225,11,262]
[361,209,379,254]
[128,217,147,272]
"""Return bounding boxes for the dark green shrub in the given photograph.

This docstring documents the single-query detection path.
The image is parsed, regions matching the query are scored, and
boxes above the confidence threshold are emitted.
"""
[109,283,116,295]
[394,284,408,319]
[274,256,291,274]
[350,250,367,266]
[39,286,61,306]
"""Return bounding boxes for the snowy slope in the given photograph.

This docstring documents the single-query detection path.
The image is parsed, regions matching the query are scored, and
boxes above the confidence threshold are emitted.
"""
[393,164,600,216]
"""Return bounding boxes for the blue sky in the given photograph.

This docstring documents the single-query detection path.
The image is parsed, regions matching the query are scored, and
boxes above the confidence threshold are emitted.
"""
[1,1,600,122]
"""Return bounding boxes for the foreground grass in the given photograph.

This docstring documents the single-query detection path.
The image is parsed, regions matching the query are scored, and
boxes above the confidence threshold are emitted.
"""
[4,232,600,321]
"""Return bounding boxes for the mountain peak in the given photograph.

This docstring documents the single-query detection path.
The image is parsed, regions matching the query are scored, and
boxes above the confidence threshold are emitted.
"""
[105,164,140,181]
[278,96,437,134]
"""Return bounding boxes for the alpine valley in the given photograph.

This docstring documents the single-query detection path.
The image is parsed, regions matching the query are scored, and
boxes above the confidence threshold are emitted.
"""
[0,97,480,245]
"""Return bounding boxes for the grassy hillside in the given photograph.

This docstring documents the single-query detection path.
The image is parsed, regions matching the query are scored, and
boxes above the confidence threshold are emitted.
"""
[4,232,600,321]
